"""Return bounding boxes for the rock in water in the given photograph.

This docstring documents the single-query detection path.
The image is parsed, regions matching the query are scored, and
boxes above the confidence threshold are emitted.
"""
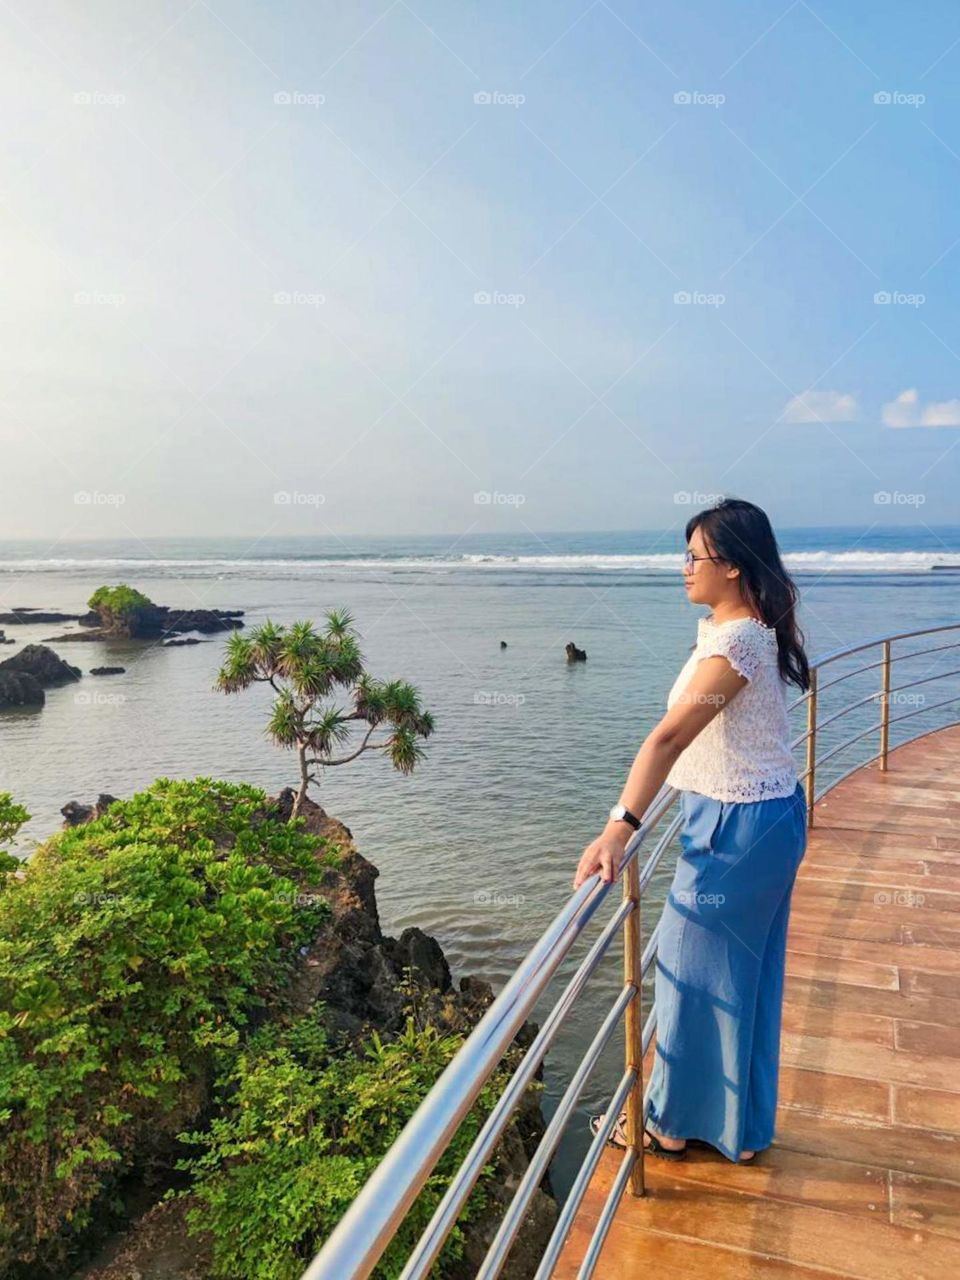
[61,794,119,827]
[565,641,587,662]
[0,644,81,685]
[500,640,508,648]
[90,666,126,675]
[0,670,44,707]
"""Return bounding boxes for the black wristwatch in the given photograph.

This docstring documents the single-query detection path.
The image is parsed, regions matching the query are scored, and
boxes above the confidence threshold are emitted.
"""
[608,803,641,830]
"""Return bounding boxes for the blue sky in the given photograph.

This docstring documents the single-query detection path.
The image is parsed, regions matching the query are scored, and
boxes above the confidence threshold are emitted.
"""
[2,0,960,540]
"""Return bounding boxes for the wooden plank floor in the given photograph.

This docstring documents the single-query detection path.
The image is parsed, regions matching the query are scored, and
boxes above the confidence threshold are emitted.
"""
[554,725,960,1279]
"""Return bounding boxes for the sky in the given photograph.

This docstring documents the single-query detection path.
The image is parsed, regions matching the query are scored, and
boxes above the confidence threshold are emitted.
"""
[1,0,960,543]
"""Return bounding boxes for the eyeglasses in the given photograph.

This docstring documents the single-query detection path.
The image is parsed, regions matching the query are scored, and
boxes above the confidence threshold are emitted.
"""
[683,550,723,571]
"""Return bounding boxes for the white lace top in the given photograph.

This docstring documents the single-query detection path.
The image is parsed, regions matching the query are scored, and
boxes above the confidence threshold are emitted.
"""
[665,615,798,803]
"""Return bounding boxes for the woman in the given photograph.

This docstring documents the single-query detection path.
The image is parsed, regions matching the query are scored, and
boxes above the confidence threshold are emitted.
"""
[573,498,809,1164]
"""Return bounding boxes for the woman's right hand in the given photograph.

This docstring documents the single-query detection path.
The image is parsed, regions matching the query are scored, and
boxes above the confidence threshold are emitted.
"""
[573,829,628,890]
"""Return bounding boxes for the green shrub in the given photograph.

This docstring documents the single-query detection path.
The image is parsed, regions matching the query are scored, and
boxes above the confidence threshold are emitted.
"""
[0,778,339,1275]
[179,1012,519,1280]
[88,584,154,619]
[0,793,29,876]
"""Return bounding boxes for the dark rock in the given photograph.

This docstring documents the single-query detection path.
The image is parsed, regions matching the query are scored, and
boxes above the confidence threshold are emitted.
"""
[0,644,81,686]
[61,795,119,827]
[0,630,14,645]
[0,670,44,707]
[565,641,587,662]
[500,640,508,648]
[0,611,83,625]
[162,638,203,647]
[90,667,125,676]
[0,611,83,627]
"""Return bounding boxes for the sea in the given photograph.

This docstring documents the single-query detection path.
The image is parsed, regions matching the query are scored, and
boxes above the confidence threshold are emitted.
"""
[1,524,958,1193]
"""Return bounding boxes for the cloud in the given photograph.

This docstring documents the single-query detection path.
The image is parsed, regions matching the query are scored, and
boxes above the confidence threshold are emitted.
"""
[782,390,858,423]
[882,388,960,428]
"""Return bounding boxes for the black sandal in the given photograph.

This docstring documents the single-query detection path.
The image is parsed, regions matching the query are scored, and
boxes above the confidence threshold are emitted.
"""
[589,1111,687,1161]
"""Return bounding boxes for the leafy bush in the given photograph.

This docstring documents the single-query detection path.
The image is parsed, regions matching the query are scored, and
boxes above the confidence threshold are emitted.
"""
[0,778,339,1275]
[0,793,29,876]
[179,1012,519,1280]
[88,584,155,620]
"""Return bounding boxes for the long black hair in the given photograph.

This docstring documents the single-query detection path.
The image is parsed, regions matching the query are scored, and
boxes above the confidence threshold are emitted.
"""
[686,498,810,691]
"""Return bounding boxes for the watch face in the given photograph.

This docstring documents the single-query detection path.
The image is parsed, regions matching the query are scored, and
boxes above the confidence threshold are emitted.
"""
[610,804,626,821]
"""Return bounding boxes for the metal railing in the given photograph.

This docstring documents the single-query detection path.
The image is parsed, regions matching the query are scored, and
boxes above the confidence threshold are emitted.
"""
[300,621,960,1280]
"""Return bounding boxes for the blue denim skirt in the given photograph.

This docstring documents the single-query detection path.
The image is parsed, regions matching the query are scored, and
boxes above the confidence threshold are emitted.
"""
[645,781,807,1160]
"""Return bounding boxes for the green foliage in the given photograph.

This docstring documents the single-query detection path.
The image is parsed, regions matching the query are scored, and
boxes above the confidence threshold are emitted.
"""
[0,778,339,1274]
[179,1012,515,1280]
[215,613,434,814]
[0,794,29,877]
[88,584,155,618]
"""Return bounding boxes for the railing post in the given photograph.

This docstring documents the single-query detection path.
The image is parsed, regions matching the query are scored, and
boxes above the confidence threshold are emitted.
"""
[805,667,818,828]
[622,856,645,1196]
[879,639,892,771]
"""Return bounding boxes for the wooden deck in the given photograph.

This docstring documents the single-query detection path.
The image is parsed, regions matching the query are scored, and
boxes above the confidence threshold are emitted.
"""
[556,725,960,1279]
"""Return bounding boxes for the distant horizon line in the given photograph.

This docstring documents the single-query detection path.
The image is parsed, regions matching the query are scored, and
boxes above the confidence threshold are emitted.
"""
[0,521,958,545]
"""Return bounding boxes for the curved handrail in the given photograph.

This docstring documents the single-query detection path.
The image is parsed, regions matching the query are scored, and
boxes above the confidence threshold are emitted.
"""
[300,619,960,1280]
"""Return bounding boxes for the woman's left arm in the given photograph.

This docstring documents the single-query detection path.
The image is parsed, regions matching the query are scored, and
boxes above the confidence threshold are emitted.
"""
[572,656,748,889]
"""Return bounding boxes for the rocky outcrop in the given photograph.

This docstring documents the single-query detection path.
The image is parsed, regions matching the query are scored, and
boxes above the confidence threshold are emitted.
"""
[0,610,83,625]
[90,667,125,676]
[0,630,14,645]
[0,644,81,687]
[78,606,244,639]
[61,795,119,827]
[70,788,557,1280]
[0,670,44,707]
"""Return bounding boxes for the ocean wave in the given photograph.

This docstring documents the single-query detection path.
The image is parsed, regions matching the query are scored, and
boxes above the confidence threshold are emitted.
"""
[0,550,958,575]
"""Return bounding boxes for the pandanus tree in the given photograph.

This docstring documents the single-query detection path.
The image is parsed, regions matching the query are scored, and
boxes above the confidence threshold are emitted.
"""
[214,611,434,819]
